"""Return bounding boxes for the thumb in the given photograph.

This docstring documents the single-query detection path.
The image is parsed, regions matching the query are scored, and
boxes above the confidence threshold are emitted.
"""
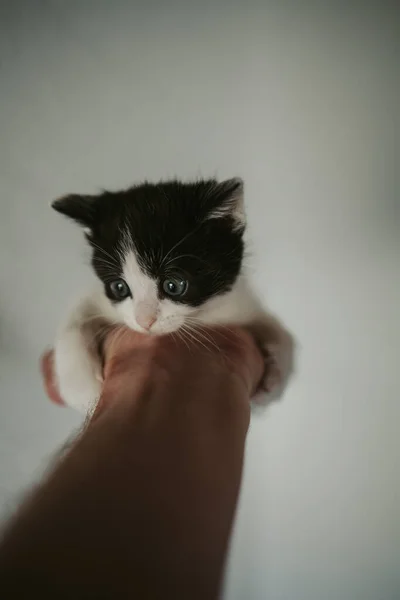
[40,350,65,406]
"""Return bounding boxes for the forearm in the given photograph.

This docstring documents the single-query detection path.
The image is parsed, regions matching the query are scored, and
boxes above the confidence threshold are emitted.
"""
[0,350,250,599]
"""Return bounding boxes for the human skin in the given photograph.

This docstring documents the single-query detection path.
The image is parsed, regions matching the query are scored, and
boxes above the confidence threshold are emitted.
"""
[0,326,264,599]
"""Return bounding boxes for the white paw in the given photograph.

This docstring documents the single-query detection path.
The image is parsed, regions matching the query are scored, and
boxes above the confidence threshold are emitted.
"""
[54,328,103,414]
[57,373,102,415]
[260,330,295,402]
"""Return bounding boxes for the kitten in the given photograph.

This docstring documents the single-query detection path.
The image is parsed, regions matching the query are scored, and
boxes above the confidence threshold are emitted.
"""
[52,178,294,413]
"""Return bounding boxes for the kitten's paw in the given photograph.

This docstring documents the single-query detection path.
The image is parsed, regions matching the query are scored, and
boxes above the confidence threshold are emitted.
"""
[57,369,102,415]
[259,329,295,403]
[54,333,103,414]
[60,378,101,415]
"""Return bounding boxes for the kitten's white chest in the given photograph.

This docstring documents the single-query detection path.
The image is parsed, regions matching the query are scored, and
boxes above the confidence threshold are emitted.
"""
[197,277,263,326]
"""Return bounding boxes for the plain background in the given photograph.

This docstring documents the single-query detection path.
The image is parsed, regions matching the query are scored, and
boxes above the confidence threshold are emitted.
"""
[0,1,399,598]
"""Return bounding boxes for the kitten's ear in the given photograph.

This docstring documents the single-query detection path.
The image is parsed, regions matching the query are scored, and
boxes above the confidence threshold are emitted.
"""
[208,177,246,231]
[52,194,97,231]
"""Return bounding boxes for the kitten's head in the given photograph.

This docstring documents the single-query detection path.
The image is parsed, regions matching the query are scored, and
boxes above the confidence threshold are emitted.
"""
[52,178,246,335]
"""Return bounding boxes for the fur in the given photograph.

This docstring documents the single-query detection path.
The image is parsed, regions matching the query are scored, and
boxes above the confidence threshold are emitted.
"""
[52,178,294,413]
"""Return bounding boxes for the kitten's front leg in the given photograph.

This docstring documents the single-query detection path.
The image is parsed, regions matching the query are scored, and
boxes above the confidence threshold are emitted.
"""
[54,292,114,414]
[200,279,295,402]
[247,313,295,403]
[54,328,102,414]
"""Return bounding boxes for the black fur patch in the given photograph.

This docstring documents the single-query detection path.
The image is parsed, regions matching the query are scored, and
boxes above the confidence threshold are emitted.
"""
[53,179,245,307]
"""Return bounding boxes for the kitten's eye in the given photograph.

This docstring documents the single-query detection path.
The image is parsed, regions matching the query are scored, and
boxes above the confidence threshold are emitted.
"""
[162,276,188,298]
[108,279,131,300]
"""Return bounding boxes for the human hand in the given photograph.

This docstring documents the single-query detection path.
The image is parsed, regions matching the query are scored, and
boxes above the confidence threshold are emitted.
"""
[41,326,264,414]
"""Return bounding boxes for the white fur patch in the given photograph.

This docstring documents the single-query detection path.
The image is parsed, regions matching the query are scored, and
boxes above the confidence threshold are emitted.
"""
[197,275,263,325]
[54,289,117,413]
[121,249,159,331]
[118,248,195,334]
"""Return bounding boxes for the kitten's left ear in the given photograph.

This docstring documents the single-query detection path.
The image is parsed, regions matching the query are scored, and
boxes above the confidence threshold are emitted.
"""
[208,177,246,231]
[52,194,97,231]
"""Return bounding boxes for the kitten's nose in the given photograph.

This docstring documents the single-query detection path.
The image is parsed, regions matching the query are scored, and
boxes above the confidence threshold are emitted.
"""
[137,314,157,331]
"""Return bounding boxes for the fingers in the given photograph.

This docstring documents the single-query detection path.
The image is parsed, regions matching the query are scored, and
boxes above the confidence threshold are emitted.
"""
[41,327,264,407]
[237,329,265,396]
[101,327,154,381]
[102,326,264,395]
[212,327,265,397]
[40,350,65,406]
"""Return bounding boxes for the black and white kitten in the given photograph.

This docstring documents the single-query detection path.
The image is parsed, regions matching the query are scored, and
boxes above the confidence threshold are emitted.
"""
[52,178,294,413]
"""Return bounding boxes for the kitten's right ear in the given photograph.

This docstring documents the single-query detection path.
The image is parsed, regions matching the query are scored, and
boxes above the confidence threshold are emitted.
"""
[51,194,97,230]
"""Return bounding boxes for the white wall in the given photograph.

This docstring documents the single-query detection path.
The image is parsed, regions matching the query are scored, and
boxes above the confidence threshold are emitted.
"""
[0,1,399,598]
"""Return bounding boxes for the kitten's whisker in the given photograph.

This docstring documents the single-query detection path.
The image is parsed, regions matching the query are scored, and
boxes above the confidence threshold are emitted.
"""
[164,254,213,268]
[180,324,214,356]
[187,319,238,343]
[81,315,113,330]
[92,256,119,269]
[111,324,131,351]
[177,328,192,354]
[161,224,203,268]
[91,325,114,346]
[184,318,248,353]
[180,326,207,353]
[89,241,120,266]
[184,324,221,355]
[80,312,110,323]
[170,331,179,351]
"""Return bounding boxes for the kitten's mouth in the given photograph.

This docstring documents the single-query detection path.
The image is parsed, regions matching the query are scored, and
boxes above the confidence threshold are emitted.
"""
[135,324,169,337]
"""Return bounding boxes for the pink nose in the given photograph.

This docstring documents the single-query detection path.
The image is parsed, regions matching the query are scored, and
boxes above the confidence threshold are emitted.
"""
[136,315,156,330]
